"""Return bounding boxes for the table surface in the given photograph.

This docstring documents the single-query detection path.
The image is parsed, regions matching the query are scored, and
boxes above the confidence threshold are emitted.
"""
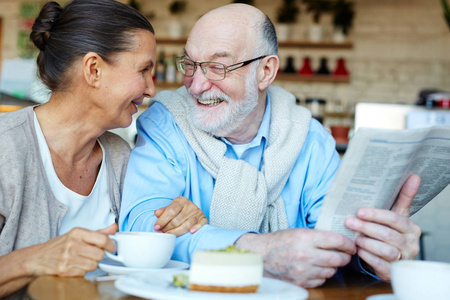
[27,268,393,300]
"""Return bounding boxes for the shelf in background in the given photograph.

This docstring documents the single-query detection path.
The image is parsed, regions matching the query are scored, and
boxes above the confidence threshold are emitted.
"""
[154,81,184,89]
[325,111,354,118]
[156,38,187,45]
[278,41,353,49]
[275,74,350,83]
[156,38,353,49]
[153,75,350,87]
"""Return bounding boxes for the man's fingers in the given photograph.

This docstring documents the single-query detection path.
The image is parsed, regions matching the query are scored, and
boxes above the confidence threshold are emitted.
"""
[349,209,412,236]
[313,230,357,255]
[356,248,391,281]
[392,174,421,216]
[355,235,400,262]
[311,249,353,268]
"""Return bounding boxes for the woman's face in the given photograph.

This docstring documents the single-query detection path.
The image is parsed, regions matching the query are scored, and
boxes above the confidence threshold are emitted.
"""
[99,30,156,129]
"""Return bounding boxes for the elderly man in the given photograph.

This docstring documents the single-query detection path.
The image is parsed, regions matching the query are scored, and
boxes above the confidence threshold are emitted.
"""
[120,4,421,288]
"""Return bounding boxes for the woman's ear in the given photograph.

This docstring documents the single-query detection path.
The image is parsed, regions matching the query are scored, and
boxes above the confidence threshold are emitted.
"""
[83,52,102,88]
[257,55,279,91]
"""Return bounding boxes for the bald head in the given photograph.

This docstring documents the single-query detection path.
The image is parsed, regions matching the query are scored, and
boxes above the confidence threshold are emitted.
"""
[186,4,277,60]
[197,4,265,32]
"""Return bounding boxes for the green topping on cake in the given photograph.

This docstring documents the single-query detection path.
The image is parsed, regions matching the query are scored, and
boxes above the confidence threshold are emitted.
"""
[209,245,250,253]
[172,273,189,288]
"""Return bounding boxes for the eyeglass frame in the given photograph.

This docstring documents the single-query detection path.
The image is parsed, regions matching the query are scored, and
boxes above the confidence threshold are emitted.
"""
[175,55,268,81]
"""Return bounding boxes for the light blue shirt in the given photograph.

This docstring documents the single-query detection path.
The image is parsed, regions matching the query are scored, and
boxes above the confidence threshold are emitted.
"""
[120,92,341,263]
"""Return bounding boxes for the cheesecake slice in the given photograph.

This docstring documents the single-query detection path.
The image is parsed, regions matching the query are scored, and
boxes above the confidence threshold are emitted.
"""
[189,246,263,293]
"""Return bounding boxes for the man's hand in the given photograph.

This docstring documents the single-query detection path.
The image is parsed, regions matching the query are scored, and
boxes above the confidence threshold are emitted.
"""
[154,196,208,236]
[345,174,422,280]
[235,228,356,288]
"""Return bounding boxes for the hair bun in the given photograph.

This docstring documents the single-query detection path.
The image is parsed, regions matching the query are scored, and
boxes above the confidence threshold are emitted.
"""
[30,1,63,51]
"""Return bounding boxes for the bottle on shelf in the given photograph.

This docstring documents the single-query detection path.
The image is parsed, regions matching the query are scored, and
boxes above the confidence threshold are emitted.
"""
[283,56,297,73]
[298,57,314,76]
[156,50,166,82]
[333,58,349,77]
[165,53,176,83]
[305,98,326,124]
[315,57,331,75]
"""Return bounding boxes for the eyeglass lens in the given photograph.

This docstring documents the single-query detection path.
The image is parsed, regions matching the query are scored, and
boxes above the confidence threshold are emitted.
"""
[177,59,226,80]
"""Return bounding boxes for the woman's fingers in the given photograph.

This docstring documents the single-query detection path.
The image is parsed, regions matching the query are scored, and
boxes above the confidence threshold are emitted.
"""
[154,197,208,236]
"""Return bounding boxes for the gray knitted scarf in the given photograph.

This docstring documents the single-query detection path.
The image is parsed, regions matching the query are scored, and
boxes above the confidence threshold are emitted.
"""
[153,85,311,233]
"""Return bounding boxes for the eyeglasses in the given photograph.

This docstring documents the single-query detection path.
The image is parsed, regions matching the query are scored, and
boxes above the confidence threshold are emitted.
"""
[176,55,267,81]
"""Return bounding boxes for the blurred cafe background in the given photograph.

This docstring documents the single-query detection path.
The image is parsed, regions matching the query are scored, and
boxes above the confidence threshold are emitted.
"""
[1,0,449,263]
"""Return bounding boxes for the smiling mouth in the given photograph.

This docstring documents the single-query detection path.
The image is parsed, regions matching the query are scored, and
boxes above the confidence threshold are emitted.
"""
[132,100,143,107]
[197,99,224,106]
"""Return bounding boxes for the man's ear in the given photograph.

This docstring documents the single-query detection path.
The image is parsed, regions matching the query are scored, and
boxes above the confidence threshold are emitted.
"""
[257,55,279,91]
[83,52,103,88]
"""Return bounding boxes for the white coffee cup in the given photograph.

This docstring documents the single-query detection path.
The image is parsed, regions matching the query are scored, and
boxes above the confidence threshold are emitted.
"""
[391,260,450,300]
[105,232,176,268]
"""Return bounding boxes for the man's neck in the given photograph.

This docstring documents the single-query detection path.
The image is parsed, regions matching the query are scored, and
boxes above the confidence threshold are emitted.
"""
[225,94,266,145]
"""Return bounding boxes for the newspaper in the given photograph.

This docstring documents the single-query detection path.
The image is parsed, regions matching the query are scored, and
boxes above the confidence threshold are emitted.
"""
[315,126,450,240]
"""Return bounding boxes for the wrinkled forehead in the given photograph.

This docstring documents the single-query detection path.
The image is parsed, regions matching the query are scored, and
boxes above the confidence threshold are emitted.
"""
[185,8,259,62]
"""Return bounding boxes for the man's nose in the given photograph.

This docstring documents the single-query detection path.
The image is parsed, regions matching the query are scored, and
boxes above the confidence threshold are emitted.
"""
[187,66,212,95]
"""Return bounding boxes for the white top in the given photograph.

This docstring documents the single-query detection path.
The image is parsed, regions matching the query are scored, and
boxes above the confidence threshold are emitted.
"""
[34,112,115,235]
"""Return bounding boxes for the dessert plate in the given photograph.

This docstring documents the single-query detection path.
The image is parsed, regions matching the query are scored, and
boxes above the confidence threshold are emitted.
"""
[115,270,309,300]
[99,257,189,275]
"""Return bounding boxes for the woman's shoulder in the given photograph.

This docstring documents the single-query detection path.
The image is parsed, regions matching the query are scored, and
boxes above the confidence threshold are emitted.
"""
[0,107,33,135]
[0,108,34,156]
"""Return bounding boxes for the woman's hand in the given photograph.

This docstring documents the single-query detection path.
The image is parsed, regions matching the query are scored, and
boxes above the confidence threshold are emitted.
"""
[154,196,208,236]
[0,224,117,297]
[26,223,117,277]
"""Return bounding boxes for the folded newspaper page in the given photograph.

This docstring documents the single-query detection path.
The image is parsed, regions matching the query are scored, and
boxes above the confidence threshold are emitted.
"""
[315,126,450,240]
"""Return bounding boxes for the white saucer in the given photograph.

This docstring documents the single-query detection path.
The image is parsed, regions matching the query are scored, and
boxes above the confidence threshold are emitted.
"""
[115,270,309,300]
[99,257,189,275]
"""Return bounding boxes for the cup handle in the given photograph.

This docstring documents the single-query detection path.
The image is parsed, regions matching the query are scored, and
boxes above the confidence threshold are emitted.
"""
[104,235,124,264]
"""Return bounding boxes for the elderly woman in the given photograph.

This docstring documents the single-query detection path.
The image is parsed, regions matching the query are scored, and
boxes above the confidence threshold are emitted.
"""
[0,0,207,298]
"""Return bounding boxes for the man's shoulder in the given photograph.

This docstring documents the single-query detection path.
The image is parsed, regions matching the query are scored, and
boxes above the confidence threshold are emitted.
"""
[142,101,170,118]
[139,101,177,131]
[304,118,336,151]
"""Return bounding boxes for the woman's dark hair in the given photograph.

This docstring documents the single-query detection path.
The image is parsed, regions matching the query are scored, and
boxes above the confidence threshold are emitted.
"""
[30,0,155,91]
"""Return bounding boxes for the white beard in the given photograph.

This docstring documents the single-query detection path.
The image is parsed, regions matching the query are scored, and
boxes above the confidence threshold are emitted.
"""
[187,72,259,137]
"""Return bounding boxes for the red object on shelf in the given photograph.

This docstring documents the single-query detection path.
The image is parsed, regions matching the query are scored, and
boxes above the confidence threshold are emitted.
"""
[330,125,350,144]
[437,99,450,108]
[333,58,349,76]
[298,57,314,76]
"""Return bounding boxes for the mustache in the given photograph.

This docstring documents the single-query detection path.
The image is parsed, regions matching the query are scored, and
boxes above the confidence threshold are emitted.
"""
[187,89,231,103]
